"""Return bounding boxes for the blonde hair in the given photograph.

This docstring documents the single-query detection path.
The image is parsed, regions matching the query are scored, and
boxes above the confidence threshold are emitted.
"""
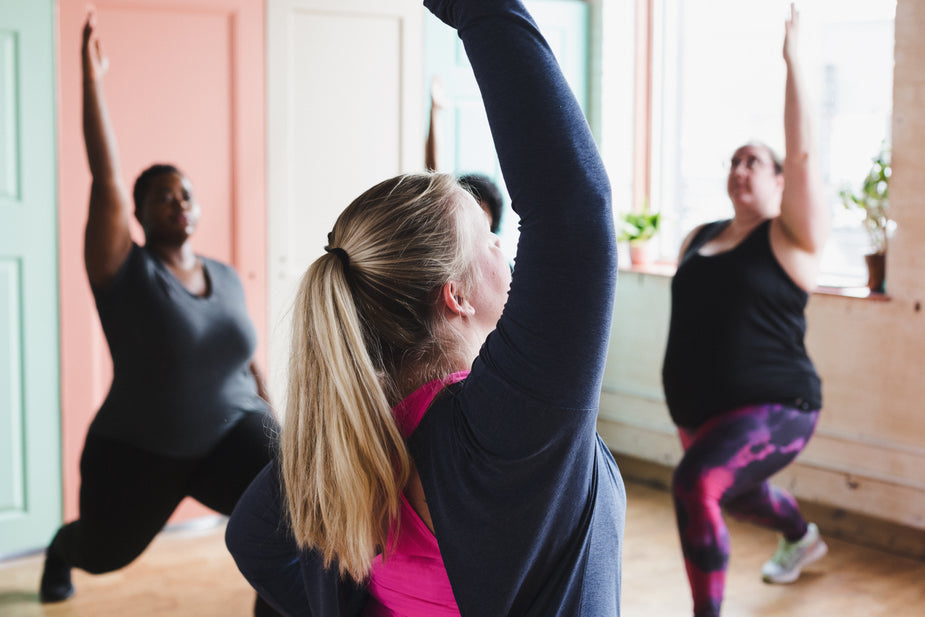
[282,173,472,580]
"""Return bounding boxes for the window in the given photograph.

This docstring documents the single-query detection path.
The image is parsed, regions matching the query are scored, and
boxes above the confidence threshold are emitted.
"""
[621,0,895,285]
[424,0,596,263]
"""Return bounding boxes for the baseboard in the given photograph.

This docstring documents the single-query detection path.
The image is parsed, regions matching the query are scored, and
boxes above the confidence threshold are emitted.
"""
[613,452,925,561]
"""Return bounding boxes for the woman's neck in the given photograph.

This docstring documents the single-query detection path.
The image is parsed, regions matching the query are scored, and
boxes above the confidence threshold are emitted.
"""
[148,241,197,270]
[394,350,472,405]
[730,210,771,234]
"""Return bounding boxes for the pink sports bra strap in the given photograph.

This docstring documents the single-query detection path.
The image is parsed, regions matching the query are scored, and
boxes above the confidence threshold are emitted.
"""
[391,371,469,439]
[364,372,470,617]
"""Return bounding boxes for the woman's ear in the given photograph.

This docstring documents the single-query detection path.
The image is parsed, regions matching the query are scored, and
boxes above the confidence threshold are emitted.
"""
[441,280,475,317]
[134,205,146,228]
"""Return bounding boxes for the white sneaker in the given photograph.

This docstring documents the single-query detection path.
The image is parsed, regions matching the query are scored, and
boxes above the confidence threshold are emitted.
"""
[761,522,828,584]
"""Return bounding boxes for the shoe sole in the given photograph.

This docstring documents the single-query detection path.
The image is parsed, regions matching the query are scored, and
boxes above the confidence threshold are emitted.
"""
[762,541,829,584]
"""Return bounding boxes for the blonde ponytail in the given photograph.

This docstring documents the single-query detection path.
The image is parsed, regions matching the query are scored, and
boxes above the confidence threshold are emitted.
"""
[281,173,472,580]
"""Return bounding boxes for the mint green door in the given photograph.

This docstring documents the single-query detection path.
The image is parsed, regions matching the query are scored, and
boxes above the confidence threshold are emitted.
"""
[0,0,62,556]
[423,0,589,247]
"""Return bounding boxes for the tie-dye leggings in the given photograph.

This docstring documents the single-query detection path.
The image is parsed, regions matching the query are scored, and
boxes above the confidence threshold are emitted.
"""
[672,403,820,617]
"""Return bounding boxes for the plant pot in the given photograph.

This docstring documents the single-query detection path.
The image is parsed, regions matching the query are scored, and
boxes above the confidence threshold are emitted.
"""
[629,241,655,266]
[865,252,886,294]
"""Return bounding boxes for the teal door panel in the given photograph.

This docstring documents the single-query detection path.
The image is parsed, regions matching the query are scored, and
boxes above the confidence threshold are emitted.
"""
[0,0,62,556]
[423,0,590,246]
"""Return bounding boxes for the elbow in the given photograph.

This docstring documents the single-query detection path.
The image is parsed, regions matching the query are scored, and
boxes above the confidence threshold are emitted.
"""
[572,184,616,271]
[223,461,285,569]
[224,504,252,571]
[584,159,613,217]
[584,183,616,256]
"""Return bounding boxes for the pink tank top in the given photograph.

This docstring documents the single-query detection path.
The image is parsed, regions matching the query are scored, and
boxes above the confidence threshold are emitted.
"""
[362,372,468,617]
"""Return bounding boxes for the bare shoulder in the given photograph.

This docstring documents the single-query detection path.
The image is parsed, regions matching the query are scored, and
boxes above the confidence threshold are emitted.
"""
[677,223,708,262]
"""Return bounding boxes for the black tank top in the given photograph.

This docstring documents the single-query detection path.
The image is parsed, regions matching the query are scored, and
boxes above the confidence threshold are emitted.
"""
[661,220,821,429]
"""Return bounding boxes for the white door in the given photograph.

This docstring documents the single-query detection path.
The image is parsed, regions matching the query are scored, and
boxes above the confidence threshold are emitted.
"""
[266,0,423,407]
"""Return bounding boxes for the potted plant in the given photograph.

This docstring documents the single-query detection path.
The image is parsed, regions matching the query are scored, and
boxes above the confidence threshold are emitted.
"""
[839,146,890,293]
[618,207,661,265]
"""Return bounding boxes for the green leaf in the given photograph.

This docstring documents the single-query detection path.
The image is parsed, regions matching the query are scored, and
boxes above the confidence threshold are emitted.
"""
[617,210,661,242]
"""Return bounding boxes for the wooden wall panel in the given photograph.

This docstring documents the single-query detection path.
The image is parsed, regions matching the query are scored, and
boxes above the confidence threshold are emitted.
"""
[601,279,925,533]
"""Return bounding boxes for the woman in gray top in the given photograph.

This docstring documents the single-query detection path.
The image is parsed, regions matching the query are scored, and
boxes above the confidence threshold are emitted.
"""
[39,11,279,617]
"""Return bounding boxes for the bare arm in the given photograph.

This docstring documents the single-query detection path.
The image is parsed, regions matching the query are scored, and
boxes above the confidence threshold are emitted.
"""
[774,4,830,259]
[249,360,272,409]
[424,76,446,171]
[82,10,134,290]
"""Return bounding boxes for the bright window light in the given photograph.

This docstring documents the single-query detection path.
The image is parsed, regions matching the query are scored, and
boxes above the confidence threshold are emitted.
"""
[639,0,895,285]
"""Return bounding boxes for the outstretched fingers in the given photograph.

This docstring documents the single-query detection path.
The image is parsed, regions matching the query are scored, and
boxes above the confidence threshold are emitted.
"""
[783,3,800,63]
[82,7,109,82]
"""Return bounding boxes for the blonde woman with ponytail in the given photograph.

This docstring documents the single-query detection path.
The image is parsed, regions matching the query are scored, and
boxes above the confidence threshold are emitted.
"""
[284,174,474,581]
[227,1,626,615]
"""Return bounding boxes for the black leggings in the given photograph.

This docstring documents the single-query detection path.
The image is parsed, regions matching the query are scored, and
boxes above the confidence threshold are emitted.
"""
[53,411,277,574]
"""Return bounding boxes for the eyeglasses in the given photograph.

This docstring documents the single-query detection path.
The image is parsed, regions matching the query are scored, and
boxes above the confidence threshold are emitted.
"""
[727,155,772,172]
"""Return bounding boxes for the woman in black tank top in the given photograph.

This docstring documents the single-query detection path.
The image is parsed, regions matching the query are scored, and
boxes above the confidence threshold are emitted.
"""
[662,6,831,617]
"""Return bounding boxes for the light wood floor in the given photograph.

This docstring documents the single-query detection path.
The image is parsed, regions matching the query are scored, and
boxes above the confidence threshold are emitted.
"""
[1,482,923,616]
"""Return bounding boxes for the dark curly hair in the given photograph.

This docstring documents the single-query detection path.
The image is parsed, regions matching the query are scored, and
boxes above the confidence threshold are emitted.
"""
[132,163,183,214]
[459,173,503,233]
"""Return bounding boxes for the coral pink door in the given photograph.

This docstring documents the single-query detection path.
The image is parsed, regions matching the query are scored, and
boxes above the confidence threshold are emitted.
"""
[56,0,267,522]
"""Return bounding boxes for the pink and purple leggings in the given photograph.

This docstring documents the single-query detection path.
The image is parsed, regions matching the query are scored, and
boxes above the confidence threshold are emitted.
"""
[672,403,819,617]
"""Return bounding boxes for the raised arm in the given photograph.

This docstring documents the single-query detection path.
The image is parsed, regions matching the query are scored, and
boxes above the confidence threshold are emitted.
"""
[81,10,134,290]
[424,76,446,171]
[773,4,830,285]
[425,1,615,427]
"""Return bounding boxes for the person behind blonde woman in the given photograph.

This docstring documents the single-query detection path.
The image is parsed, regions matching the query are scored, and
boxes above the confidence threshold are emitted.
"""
[425,75,505,234]
[40,11,280,616]
[661,5,830,617]
[225,0,625,615]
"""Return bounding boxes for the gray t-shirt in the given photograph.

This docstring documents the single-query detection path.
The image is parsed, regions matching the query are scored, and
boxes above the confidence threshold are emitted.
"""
[88,244,270,458]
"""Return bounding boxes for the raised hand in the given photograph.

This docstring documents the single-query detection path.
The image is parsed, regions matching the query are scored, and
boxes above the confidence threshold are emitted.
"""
[82,9,110,84]
[783,3,800,65]
[430,75,449,112]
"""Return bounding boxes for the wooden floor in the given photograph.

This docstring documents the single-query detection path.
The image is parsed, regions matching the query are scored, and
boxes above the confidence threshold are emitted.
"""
[1,481,923,616]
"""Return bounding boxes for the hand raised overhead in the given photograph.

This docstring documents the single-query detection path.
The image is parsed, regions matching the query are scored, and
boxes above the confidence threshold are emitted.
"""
[783,3,800,65]
[82,9,110,83]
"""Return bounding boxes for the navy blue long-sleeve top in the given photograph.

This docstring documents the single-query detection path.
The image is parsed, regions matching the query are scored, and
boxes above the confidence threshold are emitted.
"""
[226,1,624,615]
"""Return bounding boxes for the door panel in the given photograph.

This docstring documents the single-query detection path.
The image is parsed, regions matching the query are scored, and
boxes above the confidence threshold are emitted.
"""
[266,0,422,406]
[56,0,266,523]
[0,0,62,556]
